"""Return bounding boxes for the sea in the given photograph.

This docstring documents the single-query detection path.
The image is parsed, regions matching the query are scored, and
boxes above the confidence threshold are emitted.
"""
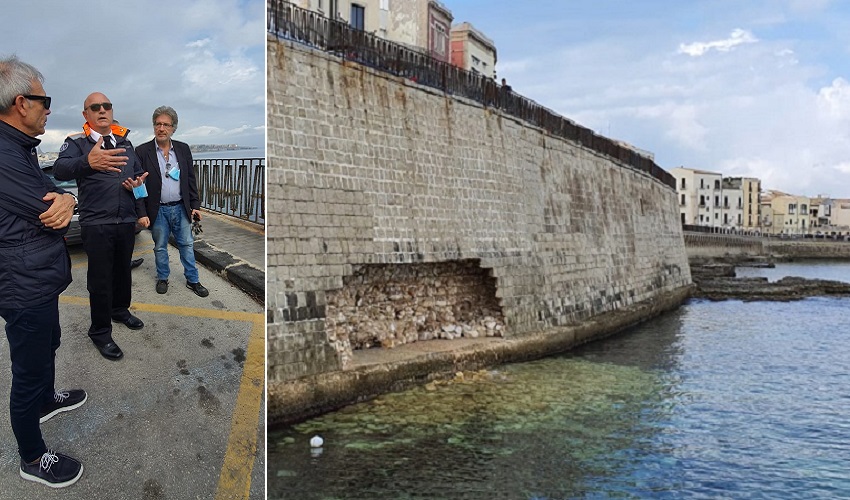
[269,261,850,499]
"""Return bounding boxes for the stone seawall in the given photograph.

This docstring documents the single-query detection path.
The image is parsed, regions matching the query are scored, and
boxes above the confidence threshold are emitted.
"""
[684,232,850,260]
[267,36,692,425]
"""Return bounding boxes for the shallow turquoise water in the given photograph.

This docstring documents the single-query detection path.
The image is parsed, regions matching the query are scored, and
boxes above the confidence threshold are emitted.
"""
[270,269,850,499]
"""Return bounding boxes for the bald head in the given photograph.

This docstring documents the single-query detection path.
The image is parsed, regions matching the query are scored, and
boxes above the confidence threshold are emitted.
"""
[82,92,114,135]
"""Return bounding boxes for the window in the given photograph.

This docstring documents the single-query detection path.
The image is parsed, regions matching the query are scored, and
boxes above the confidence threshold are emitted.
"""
[801,204,808,212]
[724,214,729,224]
[471,55,481,66]
[714,195,719,206]
[681,178,686,189]
[350,4,365,30]
[738,214,742,224]
[432,20,448,57]
[788,203,796,215]
[681,194,686,205]
[723,196,728,208]
[714,180,720,189]
[700,179,705,189]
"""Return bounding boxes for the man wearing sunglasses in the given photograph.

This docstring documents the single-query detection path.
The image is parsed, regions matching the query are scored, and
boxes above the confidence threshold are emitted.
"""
[0,56,85,488]
[54,92,148,362]
[135,106,209,298]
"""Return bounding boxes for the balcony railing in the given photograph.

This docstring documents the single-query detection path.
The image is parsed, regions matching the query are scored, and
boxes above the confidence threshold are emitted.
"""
[194,158,265,224]
[267,0,676,190]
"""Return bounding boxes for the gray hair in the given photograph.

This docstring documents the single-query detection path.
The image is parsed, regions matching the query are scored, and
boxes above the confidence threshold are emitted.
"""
[152,106,178,129]
[0,55,44,112]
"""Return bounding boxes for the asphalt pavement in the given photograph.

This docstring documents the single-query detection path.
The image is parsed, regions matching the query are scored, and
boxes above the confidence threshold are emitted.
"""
[0,211,265,499]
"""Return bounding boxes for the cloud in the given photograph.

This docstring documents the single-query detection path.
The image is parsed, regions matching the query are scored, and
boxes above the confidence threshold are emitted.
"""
[816,77,850,119]
[1,0,264,152]
[180,42,262,107]
[678,29,759,57]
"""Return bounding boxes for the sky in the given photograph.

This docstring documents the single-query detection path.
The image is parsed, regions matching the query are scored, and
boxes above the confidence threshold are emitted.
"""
[2,0,265,153]
[447,0,850,198]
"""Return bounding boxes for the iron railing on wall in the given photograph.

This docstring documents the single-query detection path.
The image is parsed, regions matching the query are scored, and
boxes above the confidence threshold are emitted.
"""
[194,158,265,224]
[267,0,676,190]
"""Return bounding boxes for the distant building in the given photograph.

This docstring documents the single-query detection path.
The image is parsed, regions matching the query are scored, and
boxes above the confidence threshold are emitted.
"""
[449,22,497,79]
[761,190,810,235]
[671,167,763,232]
[670,167,723,228]
[289,0,453,61]
[721,177,761,232]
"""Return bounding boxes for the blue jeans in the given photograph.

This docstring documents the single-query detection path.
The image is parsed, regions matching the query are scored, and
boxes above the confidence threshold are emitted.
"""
[151,205,199,283]
[1,297,60,462]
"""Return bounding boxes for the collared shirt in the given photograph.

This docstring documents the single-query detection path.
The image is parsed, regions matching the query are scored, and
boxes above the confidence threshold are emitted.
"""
[88,128,115,148]
[155,141,181,203]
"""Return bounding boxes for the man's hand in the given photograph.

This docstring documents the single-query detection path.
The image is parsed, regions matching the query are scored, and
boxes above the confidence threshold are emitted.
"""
[39,192,76,229]
[87,136,127,172]
[191,209,202,221]
[138,216,150,228]
[122,171,149,191]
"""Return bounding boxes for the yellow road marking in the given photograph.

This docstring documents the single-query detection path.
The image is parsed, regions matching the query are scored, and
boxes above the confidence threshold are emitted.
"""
[215,318,265,500]
[58,295,264,499]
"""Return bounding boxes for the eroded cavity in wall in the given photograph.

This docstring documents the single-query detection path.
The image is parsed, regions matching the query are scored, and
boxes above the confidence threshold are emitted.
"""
[326,260,505,352]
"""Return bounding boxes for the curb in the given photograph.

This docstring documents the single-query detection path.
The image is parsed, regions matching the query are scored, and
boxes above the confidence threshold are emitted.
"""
[189,239,264,304]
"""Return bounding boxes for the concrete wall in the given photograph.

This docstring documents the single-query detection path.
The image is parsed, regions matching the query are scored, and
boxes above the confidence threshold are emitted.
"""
[683,233,765,259]
[267,36,692,422]
[684,232,850,260]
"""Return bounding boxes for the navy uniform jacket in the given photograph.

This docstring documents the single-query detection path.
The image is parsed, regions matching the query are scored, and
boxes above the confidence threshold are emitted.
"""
[134,139,200,225]
[0,120,72,308]
[53,128,143,226]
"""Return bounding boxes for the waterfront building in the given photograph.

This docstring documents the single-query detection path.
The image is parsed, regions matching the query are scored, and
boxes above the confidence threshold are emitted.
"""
[670,166,723,228]
[721,176,761,233]
[672,167,763,233]
[290,0,454,62]
[449,22,497,79]
[761,190,810,235]
[817,197,850,237]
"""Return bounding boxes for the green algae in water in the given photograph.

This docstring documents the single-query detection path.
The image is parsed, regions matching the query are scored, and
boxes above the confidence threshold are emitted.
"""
[272,356,666,498]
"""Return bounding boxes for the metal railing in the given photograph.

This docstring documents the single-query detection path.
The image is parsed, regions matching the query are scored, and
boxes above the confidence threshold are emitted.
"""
[267,0,676,190]
[194,158,265,224]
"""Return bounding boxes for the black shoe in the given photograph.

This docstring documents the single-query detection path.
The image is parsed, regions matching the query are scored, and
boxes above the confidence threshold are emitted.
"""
[20,450,83,488]
[95,342,123,360]
[130,258,144,269]
[112,314,144,330]
[186,281,209,297]
[39,389,87,424]
[156,279,168,294]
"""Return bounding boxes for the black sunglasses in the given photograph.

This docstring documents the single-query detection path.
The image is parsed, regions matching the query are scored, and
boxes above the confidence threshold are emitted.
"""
[87,102,113,112]
[22,95,51,110]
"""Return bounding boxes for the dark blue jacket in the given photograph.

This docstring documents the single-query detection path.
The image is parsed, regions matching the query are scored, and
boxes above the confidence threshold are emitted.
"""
[53,129,143,226]
[0,120,72,308]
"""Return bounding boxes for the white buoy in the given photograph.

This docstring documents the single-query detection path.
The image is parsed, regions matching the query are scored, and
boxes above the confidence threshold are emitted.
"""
[310,435,324,448]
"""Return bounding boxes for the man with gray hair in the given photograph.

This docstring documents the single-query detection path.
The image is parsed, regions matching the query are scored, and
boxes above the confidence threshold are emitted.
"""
[135,106,208,297]
[0,55,85,488]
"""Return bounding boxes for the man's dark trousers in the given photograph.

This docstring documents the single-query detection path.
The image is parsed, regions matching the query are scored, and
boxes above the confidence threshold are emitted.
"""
[1,297,60,463]
[81,223,135,345]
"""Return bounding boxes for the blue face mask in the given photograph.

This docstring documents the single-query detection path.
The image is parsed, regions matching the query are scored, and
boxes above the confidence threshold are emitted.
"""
[166,163,180,181]
[133,182,148,199]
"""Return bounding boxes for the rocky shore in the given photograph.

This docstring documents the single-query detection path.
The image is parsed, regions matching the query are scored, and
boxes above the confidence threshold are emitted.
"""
[689,257,850,301]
